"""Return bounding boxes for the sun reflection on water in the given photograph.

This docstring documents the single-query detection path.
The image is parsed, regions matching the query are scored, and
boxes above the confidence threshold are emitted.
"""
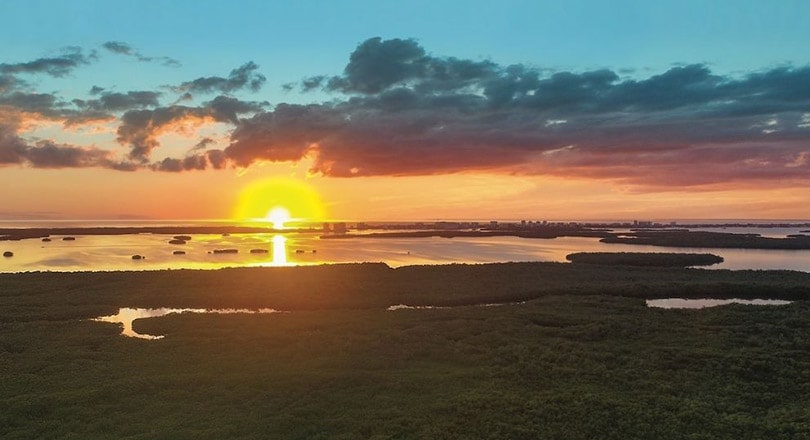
[272,234,289,266]
[94,307,281,339]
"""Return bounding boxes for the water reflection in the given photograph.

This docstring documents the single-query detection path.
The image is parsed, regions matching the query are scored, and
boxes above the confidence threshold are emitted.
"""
[646,298,792,309]
[94,307,280,339]
[4,232,810,273]
[272,235,288,266]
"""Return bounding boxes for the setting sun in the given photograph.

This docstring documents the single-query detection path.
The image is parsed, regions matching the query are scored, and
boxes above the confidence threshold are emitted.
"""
[233,178,327,224]
[266,207,291,229]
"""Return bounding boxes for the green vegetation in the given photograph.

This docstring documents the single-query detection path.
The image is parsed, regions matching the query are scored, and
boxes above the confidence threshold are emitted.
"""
[566,252,724,267]
[602,230,810,249]
[2,263,810,439]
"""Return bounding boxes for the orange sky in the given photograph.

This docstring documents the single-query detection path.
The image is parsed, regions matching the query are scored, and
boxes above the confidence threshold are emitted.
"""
[2,163,808,222]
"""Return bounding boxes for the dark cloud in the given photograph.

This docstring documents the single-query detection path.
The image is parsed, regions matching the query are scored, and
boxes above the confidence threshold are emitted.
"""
[0,75,23,94]
[102,41,133,55]
[0,48,92,77]
[0,123,27,165]
[205,95,267,124]
[102,41,180,67]
[216,37,810,187]
[117,97,263,162]
[73,91,161,112]
[300,75,326,92]
[117,106,208,162]
[190,137,215,151]
[175,62,266,95]
[150,150,228,172]
[324,37,497,95]
[0,92,60,114]
[326,37,428,94]
[3,37,810,186]
[0,121,129,169]
[23,140,115,168]
[226,103,345,166]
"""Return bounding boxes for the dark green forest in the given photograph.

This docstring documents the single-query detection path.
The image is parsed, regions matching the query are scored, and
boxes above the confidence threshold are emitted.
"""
[2,263,809,439]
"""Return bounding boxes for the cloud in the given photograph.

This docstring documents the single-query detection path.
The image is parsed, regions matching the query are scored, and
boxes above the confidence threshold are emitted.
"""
[150,150,228,172]
[205,95,267,124]
[102,41,180,67]
[0,47,93,77]
[116,96,264,162]
[2,37,809,187]
[0,120,129,170]
[215,37,810,187]
[175,62,266,95]
[73,90,161,112]
[0,75,23,94]
[323,37,497,95]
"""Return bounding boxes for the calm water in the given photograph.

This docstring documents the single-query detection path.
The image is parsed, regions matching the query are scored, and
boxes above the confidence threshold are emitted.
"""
[2,228,810,273]
[94,307,281,339]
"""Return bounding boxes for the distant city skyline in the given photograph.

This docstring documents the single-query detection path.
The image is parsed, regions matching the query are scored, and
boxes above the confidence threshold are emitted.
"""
[1,1,810,221]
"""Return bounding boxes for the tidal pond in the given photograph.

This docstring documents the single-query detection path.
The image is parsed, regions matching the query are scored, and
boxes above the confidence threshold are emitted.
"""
[94,307,281,339]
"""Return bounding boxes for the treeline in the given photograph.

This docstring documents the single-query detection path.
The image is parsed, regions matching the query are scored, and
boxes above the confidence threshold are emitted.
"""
[601,230,810,249]
[566,252,724,267]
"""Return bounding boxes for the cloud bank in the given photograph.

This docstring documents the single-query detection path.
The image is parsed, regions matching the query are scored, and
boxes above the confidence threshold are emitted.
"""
[1,37,809,188]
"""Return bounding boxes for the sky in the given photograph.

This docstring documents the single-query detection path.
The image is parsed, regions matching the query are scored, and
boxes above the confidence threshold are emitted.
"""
[1,0,810,221]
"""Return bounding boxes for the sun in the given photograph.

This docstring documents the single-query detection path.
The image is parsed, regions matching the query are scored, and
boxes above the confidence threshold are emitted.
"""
[265,207,291,229]
[233,177,327,225]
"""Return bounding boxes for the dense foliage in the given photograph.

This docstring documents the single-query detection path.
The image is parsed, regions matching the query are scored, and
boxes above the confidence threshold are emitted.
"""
[566,252,724,267]
[601,230,810,249]
[1,263,810,439]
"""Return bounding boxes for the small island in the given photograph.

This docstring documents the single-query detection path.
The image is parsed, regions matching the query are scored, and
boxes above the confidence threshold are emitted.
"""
[601,230,810,249]
[566,252,724,267]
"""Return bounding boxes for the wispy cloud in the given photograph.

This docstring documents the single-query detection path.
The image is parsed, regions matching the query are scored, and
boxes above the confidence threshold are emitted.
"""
[173,62,266,95]
[102,41,180,67]
[0,47,94,77]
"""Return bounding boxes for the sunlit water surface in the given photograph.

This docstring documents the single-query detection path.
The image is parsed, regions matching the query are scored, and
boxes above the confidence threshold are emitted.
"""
[3,230,810,272]
[94,307,281,339]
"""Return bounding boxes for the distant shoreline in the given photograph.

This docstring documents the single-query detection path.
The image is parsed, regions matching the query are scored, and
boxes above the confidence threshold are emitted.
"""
[323,228,810,250]
[0,226,320,241]
[4,223,810,250]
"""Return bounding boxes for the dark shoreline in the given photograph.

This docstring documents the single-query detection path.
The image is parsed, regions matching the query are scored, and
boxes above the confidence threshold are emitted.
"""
[0,225,319,241]
[322,228,810,250]
[4,223,810,250]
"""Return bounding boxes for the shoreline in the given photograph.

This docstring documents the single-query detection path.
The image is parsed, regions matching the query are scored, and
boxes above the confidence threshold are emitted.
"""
[0,225,321,241]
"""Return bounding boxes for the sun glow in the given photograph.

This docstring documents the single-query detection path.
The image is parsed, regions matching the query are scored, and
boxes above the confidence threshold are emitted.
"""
[233,178,327,225]
[266,207,291,229]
